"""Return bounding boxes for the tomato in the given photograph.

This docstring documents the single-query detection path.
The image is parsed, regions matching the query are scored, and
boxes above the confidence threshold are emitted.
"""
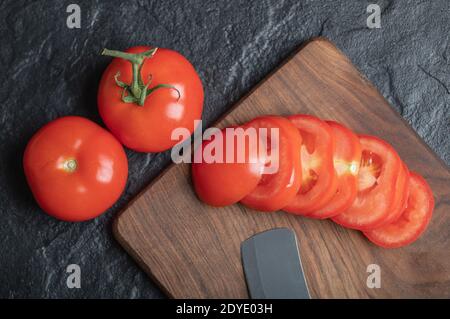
[23,116,128,222]
[332,135,401,230]
[240,116,302,211]
[192,126,266,207]
[283,115,338,215]
[364,172,434,248]
[308,121,361,219]
[98,46,204,152]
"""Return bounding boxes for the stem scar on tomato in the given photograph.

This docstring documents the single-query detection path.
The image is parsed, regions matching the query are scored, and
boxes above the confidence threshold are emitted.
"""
[101,48,181,106]
[62,158,77,173]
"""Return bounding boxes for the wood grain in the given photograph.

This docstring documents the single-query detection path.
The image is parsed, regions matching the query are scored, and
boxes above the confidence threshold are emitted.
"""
[114,38,450,298]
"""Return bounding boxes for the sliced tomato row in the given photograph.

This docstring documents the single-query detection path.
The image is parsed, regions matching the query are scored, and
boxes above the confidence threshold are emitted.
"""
[191,114,434,248]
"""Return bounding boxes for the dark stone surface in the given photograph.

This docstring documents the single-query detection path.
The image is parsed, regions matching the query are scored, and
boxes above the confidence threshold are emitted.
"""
[0,0,448,298]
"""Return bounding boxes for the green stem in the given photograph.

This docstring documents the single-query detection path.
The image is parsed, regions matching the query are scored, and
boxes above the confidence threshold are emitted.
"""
[130,63,141,97]
[101,47,180,106]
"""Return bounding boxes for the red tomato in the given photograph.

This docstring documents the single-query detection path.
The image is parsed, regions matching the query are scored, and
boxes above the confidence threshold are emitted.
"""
[283,115,338,215]
[192,126,266,207]
[98,46,204,152]
[23,116,128,222]
[240,116,302,211]
[364,172,434,248]
[308,121,362,219]
[332,135,401,230]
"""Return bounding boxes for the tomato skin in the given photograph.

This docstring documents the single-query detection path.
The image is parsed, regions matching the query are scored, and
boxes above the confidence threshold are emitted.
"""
[364,172,434,248]
[308,121,361,219]
[192,127,265,207]
[23,116,128,222]
[283,114,338,215]
[98,46,204,152]
[240,116,302,212]
[332,135,401,230]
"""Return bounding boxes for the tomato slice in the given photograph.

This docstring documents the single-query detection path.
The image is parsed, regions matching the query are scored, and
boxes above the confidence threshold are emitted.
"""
[364,172,434,248]
[192,126,266,207]
[308,121,361,219]
[283,115,338,215]
[376,161,410,227]
[332,135,401,230]
[240,116,302,211]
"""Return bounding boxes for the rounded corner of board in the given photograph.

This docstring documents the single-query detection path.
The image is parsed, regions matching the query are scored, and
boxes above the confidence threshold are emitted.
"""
[112,212,127,242]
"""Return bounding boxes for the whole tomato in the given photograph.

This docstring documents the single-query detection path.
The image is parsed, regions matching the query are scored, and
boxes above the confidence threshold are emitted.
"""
[23,116,128,222]
[98,46,204,152]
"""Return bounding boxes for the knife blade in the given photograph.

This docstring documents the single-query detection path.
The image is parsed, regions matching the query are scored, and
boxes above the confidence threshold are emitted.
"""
[241,228,310,299]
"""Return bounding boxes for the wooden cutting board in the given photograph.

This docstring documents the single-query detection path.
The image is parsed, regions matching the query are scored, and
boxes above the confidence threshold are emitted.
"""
[114,38,450,298]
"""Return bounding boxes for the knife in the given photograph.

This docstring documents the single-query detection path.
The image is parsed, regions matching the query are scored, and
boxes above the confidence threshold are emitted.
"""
[241,228,310,299]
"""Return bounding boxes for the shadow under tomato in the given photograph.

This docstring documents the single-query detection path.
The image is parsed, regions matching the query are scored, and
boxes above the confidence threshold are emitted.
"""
[3,136,36,210]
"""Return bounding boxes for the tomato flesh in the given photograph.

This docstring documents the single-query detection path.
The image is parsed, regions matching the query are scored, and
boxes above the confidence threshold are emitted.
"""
[308,121,361,219]
[376,161,410,227]
[332,135,401,230]
[283,115,338,215]
[364,172,434,248]
[240,116,302,211]
[23,116,128,222]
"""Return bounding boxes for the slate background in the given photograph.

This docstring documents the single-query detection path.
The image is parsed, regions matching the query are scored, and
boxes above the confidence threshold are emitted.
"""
[0,0,448,298]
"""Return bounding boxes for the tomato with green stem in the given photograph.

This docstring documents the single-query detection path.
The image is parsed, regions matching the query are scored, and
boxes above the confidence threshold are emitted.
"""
[98,46,204,152]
